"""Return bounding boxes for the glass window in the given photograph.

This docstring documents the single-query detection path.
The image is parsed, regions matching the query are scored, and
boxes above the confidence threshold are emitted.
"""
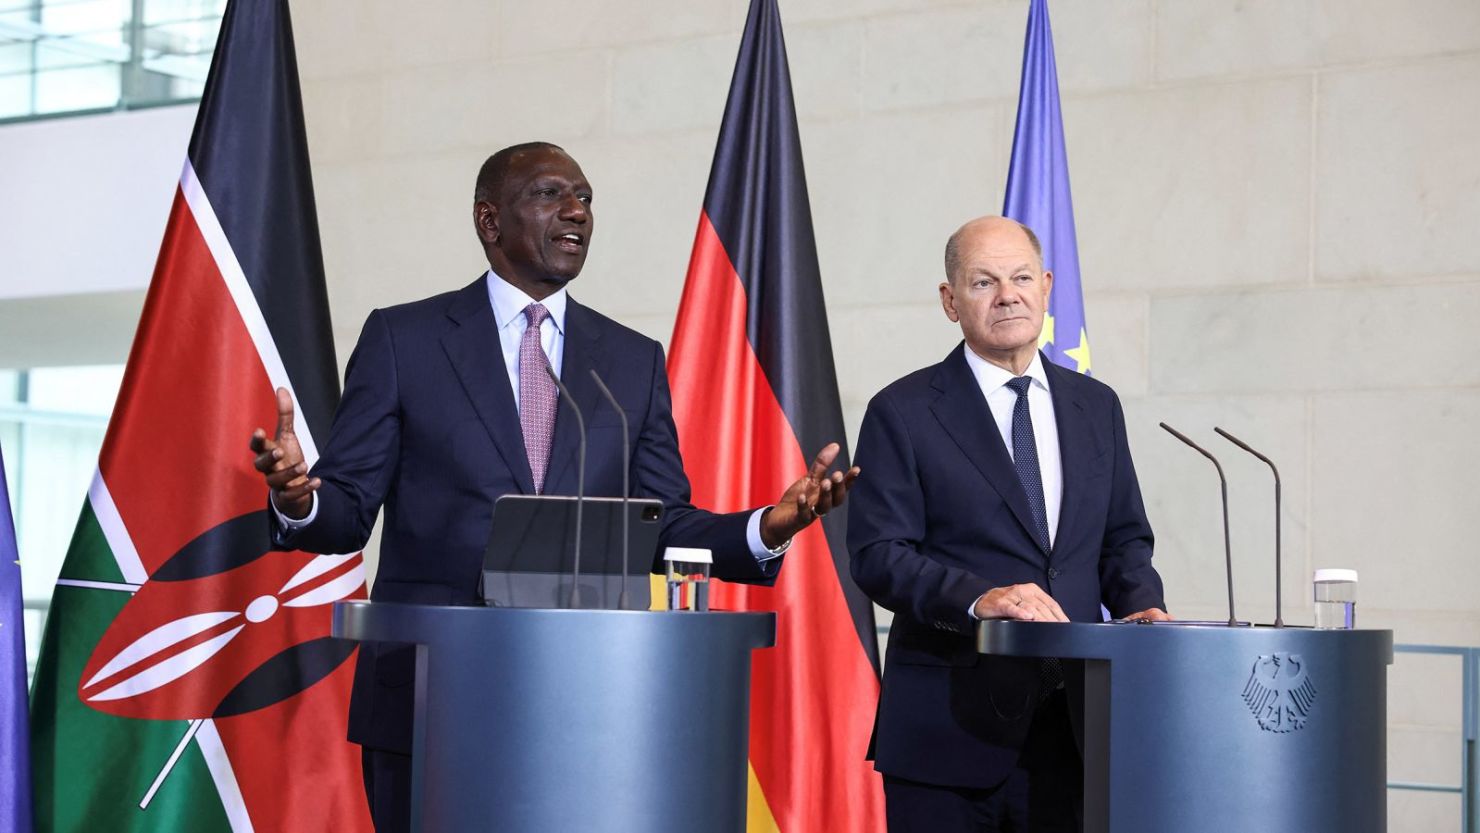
[0,364,121,681]
[0,0,224,121]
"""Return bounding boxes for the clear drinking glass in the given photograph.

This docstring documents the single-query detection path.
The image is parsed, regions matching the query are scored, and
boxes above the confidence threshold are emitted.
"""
[664,547,712,612]
[1313,568,1357,629]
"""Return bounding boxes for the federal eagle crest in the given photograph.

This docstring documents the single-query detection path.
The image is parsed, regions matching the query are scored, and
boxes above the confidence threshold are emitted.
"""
[1242,652,1317,733]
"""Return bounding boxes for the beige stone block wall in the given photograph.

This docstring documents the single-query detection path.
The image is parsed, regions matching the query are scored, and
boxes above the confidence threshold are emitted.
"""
[290,2,1479,826]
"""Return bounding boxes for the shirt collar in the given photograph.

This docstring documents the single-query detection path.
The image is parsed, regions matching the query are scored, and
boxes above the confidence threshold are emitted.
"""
[485,269,567,334]
[962,345,1051,395]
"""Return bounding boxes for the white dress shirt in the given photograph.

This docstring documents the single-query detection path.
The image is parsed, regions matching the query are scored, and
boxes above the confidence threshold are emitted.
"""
[279,270,787,561]
[961,348,1063,547]
[486,269,566,409]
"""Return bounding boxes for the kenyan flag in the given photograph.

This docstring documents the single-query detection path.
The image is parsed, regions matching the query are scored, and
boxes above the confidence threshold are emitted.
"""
[26,1,372,830]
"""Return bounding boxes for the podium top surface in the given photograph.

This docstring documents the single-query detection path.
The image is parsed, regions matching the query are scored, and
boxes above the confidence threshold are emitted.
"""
[332,599,777,650]
[978,619,1393,664]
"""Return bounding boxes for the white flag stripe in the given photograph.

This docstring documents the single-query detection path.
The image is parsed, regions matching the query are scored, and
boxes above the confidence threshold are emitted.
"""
[89,471,149,586]
[85,610,239,689]
[278,552,358,594]
[54,579,140,593]
[282,565,365,609]
[139,719,204,810]
[88,625,244,702]
[196,719,256,833]
[178,160,321,466]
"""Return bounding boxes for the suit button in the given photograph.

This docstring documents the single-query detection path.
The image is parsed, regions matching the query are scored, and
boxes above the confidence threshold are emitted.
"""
[1047,567,1061,580]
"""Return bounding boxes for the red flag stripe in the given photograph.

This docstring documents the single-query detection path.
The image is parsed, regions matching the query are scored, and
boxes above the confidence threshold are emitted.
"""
[178,163,323,464]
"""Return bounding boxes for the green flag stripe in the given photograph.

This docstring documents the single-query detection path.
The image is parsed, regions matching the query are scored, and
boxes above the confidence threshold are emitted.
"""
[30,499,234,833]
[56,500,126,585]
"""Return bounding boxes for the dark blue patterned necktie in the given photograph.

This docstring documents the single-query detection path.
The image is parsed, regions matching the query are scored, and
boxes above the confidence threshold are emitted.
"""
[1006,376,1064,694]
[1006,376,1050,553]
[1006,374,1065,695]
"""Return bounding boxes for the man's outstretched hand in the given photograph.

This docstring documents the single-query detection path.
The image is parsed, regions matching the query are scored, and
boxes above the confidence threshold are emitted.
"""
[249,387,320,521]
[759,443,861,550]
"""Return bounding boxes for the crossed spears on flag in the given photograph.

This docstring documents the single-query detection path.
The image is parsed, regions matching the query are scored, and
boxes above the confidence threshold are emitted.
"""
[67,546,364,809]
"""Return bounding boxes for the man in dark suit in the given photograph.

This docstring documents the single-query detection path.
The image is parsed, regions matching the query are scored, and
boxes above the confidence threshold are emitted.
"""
[848,216,1168,832]
[248,141,856,832]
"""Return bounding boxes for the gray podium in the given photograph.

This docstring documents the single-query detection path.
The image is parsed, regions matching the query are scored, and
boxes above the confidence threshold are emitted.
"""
[978,621,1393,833]
[333,601,775,833]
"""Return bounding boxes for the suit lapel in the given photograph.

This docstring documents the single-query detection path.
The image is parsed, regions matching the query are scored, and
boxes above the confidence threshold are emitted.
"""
[1044,358,1091,555]
[544,299,606,494]
[929,344,1048,557]
[440,277,536,495]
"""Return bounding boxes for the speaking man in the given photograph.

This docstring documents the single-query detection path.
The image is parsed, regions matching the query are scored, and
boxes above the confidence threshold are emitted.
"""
[848,216,1167,832]
[248,141,856,832]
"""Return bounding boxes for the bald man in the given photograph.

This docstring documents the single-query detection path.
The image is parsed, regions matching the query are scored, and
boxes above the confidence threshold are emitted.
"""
[848,217,1167,832]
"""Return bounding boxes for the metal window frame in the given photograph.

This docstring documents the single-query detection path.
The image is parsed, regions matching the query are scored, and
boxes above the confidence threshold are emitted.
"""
[1388,644,1479,832]
[0,0,221,123]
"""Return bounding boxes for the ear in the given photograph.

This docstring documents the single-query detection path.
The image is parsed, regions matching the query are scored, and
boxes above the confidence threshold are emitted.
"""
[1041,269,1054,301]
[473,200,499,245]
[939,281,961,323]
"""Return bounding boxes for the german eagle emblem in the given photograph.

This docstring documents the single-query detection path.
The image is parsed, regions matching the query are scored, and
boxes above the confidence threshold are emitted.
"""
[1242,652,1317,733]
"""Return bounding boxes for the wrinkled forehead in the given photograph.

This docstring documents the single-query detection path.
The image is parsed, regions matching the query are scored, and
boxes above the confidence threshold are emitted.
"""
[505,148,589,192]
[959,225,1040,271]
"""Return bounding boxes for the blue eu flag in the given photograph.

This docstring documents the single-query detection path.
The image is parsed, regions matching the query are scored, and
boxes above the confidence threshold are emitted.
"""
[1003,0,1092,375]
[1,443,32,832]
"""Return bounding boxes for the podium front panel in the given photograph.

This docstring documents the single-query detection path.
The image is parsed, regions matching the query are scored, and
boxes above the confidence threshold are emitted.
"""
[979,621,1392,833]
[336,602,775,833]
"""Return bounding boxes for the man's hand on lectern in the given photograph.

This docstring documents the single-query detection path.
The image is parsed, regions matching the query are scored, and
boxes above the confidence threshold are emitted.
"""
[249,386,320,520]
[759,442,861,550]
[973,583,1070,622]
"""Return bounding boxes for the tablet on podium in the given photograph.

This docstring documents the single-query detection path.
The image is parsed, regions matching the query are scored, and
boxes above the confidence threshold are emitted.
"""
[481,494,661,609]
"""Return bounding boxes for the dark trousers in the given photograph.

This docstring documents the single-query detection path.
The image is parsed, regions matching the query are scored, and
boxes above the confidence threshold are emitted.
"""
[361,746,413,833]
[884,690,1082,833]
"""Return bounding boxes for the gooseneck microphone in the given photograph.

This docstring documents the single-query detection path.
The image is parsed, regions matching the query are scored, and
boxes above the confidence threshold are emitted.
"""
[545,365,587,609]
[1215,427,1284,628]
[588,369,631,610]
[1160,423,1238,627]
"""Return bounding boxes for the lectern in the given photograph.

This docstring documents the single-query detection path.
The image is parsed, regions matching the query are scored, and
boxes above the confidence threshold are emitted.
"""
[333,601,775,833]
[978,621,1393,833]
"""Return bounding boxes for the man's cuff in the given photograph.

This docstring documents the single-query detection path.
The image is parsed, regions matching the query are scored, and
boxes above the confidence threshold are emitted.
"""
[271,492,318,531]
[746,507,791,563]
[968,594,985,621]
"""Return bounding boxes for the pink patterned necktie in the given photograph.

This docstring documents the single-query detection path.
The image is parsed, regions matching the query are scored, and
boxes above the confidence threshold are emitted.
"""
[518,303,558,493]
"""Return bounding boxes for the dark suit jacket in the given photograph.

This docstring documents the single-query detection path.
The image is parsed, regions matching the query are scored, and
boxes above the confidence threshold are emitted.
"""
[278,276,779,753]
[847,343,1164,789]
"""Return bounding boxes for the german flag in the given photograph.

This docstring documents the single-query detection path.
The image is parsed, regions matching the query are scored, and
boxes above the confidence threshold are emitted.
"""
[666,0,885,830]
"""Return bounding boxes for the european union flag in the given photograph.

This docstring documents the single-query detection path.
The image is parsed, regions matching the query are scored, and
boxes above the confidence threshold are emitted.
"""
[1003,0,1092,375]
[1,443,32,832]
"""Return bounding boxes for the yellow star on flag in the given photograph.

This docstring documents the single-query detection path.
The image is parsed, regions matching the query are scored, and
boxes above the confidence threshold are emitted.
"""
[1064,328,1092,374]
[1039,312,1056,349]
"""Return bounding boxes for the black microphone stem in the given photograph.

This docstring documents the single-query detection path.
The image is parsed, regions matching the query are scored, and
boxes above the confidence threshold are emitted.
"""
[546,365,586,609]
[1215,427,1283,628]
[1160,423,1238,627]
[589,369,631,610]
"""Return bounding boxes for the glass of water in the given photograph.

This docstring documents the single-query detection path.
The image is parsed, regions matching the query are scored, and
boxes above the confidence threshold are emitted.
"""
[664,547,712,612]
[1313,568,1357,629]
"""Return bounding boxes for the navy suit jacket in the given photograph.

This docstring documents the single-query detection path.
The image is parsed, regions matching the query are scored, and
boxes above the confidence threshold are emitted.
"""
[848,343,1164,789]
[278,276,778,753]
